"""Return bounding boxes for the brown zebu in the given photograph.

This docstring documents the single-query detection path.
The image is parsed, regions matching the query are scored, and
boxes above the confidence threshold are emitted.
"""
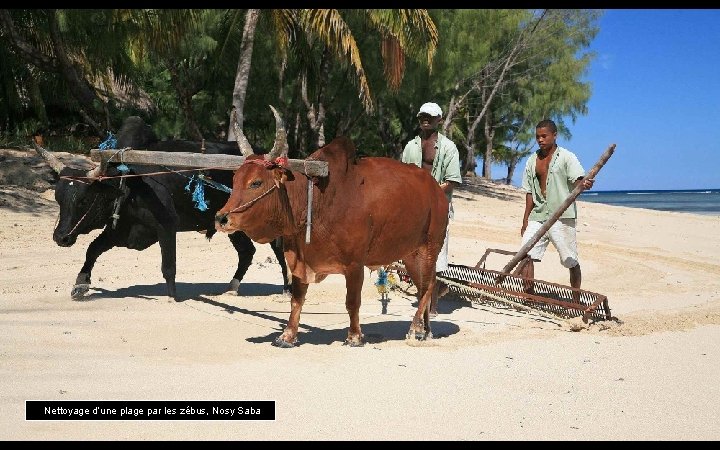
[215,134,449,347]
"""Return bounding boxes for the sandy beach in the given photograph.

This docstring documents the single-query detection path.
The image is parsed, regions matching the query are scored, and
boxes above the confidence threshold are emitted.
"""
[1,147,719,440]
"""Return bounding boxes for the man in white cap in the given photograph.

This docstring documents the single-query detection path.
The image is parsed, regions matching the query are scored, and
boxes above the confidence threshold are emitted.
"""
[401,101,462,316]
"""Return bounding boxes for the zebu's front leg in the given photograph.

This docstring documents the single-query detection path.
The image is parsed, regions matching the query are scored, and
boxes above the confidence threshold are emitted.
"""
[270,237,291,294]
[73,228,116,299]
[227,231,256,293]
[344,264,365,346]
[274,275,309,348]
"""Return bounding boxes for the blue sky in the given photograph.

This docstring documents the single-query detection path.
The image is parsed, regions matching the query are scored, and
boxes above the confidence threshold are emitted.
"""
[489,9,720,191]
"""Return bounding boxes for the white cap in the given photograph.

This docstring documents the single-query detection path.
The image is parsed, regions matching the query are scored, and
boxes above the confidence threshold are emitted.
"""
[417,102,442,118]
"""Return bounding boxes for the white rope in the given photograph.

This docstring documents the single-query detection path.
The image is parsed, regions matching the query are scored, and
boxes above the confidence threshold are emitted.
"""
[305,178,313,243]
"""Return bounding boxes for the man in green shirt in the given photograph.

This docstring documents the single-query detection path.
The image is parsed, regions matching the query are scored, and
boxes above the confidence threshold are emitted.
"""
[519,119,594,292]
[401,102,462,316]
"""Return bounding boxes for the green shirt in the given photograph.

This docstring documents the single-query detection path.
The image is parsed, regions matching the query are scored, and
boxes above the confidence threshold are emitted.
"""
[521,146,586,221]
[401,132,463,207]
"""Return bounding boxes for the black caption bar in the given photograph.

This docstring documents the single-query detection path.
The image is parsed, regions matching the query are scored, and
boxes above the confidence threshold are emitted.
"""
[26,400,275,421]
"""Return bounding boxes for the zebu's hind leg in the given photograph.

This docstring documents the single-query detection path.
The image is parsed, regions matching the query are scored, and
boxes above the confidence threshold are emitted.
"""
[274,275,309,348]
[157,228,178,300]
[404,249,437,341]
[344,264,365,347]
[73,228,116,299]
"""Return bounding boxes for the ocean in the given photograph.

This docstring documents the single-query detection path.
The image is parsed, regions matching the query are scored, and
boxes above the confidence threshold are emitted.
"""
[578,189,720,216]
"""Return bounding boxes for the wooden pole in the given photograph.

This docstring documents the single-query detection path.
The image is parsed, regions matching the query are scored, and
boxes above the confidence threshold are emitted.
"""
[89,149,329,177]
[500,143,617,274]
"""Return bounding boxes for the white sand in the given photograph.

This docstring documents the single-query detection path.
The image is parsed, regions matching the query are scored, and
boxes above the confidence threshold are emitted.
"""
[1,150,719,440]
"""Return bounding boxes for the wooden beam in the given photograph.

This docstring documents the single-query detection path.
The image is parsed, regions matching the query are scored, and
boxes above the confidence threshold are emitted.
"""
[89,149,329,177]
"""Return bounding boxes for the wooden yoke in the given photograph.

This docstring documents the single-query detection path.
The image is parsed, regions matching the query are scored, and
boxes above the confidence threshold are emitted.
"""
[500,143,617,275]
[91,148,328,243]
[89,149,329,177]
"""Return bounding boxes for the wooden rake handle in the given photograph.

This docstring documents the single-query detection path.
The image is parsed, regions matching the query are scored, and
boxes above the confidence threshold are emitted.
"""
[500,143,617,275]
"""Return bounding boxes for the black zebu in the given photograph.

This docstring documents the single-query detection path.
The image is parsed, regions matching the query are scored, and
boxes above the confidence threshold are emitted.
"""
[36,113,290,300]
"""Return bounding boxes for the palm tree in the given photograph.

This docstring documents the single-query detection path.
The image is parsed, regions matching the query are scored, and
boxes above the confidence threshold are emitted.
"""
[227,9,439,146]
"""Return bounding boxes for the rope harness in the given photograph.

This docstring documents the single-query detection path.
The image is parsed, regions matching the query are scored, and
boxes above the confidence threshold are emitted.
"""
[110,146,130,229]
[65,194,100,236]
[225,157,289,214]
[60,147,315,241]
[61,144,236,214]
[221,156,316,243]
[226,184,278,214]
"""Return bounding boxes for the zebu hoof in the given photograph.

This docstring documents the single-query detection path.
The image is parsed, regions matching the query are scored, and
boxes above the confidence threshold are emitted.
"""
[71,284,90,300]
[343,335,365,347]
[272,336,297,348]
[228,278,241,294]
[406,329,432,341]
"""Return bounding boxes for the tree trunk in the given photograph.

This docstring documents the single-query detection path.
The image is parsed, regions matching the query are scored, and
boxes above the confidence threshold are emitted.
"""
[228,9,260,141]
[28,71,48,128]
[462,143,476,176]
[442,91,459,135]
[482,108,495,179]
[505,159,517,184]
[302,47,329,148]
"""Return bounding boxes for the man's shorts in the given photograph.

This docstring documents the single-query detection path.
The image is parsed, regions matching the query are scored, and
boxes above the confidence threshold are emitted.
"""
[521,218,579,268]
[436,226,449,273]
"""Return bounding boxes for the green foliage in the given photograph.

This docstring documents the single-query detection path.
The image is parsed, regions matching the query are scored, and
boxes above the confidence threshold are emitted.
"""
[0,8,601,174]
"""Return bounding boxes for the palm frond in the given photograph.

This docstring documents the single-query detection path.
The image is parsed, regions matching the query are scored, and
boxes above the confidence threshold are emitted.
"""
[299,9,373,112]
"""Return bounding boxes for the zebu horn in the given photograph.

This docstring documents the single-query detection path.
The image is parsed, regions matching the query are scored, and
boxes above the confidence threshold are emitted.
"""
[266,105,288,160]
[32,142,65,174]
[231,107,255,157]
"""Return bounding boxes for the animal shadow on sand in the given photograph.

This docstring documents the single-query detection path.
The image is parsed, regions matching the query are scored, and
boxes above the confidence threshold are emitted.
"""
[81,281,285,302]
[410,292,466,315]
[192,294,462,346]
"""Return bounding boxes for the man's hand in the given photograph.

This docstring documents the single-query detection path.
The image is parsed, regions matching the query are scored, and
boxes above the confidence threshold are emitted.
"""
[576,177,594,190]
[521,220,528,237]
[439,181,457,196]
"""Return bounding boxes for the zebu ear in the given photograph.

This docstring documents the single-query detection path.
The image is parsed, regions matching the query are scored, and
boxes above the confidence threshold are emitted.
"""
[272,166,289,188]
[231,107,255,157]
[266,105,288,161]
[32,142,66,173]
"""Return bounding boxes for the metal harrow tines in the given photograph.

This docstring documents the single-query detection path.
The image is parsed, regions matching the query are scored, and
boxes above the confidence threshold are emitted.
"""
[437,263,612,323]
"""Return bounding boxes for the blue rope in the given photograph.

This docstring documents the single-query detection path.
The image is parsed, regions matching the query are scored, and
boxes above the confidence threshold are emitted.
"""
[198,174,232,194]
[100,132,129,172]
[183,172,234,212]
[185,175,209,211]
[99,131,117,150]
